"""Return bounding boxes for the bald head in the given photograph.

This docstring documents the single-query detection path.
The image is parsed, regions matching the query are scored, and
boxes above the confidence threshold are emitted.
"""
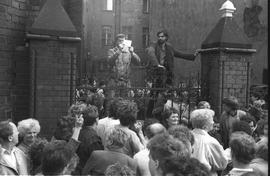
[145,123,166,139]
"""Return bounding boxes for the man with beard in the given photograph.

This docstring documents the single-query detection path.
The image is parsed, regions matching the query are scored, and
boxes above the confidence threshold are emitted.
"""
[146,29,198,87]
[145,29,198,118]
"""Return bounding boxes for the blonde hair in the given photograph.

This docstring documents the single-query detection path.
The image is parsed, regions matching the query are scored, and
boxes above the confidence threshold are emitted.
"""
[17,118,40,136]
[190,109,215,129]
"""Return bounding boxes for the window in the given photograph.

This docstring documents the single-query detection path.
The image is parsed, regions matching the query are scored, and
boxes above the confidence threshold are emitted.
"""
[102,26,113,46]
[122,26,133,40]
[142,27,149,47]
[104,0,113,11]
[143,0,150,13]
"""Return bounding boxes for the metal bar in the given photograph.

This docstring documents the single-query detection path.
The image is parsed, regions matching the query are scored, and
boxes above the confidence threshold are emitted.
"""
[197,48,256,53]
[26,33,81,42]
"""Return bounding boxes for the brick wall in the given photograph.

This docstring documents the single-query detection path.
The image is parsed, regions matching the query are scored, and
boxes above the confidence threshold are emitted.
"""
[201,51,251,117]
[149,0,268,85]
[0,0,41,121]
[30,40,77,138]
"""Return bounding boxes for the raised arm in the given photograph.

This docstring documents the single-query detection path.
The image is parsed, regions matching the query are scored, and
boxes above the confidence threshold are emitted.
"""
[107,47,121,65]
[129,46,141,64]
[173,48,196,61]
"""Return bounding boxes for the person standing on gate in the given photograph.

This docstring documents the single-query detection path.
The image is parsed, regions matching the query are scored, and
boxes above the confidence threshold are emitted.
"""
[145,29,199,86]
[145,29,198,118]
[107,34,141,98]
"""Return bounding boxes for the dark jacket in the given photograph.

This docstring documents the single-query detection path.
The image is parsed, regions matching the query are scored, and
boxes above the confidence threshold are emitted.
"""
[146,42,195,80]
[76,126,104,174]
[82,150,137,175]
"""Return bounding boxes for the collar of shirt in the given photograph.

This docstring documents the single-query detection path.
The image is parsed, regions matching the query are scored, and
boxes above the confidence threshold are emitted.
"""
[1,146,15,155]
[192,128,208,135]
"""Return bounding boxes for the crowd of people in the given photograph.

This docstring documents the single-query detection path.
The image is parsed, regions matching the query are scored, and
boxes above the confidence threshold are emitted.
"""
[0,29,268,175]
[0,91,268,176]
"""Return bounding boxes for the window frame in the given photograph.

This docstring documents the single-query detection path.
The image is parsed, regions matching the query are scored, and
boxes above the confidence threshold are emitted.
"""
[101,25,113,46]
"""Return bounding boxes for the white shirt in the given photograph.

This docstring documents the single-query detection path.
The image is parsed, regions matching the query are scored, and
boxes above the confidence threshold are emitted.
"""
[133,149,150,176]
[1,147,17,170]
[191,129,228,175]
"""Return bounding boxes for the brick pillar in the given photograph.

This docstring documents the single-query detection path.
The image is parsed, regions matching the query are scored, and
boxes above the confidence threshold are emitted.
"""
[200,0,256,117]
[27,0,80,138]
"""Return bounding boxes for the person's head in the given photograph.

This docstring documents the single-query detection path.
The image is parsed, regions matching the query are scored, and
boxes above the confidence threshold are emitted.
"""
[229,132,255,164]
[41,140,79,175]
[197,101,211,109]
[54,115,76,141]
[168,125,195,146]
[81,105,99,127]
[68,102,87,118]
[190,109,215,132]
[116,99,138,127]
[17,118,40,145]
[29,137,49,175]
[115,33,126,47]
[255,119,268,136]
[213,122,220,132]
[255,142,268,161]
[222,96,239,112]
[231,120,253,136]
[158,157,210,176]
[108,97,123,119]
[157,29,169,44]
[147,133,190,176]
[144,123,166,140]
[250,92,260,103]
[105,162,135,176]
[162,107,179,128]
[106,128,129,150]
[240,113,257,133]
[0,120,19,146]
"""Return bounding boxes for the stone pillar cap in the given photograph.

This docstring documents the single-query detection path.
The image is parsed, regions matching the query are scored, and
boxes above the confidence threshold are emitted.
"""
[219,0,236,17]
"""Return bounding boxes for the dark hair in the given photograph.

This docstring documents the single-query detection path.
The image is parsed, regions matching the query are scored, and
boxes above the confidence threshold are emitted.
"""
[81,105,99,126]
[54,116,75,141]
[0,120,13,143]
[159,157,210,176]
[108,97,123,119]
[29,137,49,175]
[147,133,190,163]
[197,101,210,109]
[256,119,268,135]
[229,132,255,164]
[115,33,126,41]
[157,29,169,38]
[231,120,252,135]
[168,125,194,146]
[222,96,239,110]
[161,107,179,128]
[255,142,268,161]
[42,140,77,175]
[240,113,257,125]
[117,100,138,126]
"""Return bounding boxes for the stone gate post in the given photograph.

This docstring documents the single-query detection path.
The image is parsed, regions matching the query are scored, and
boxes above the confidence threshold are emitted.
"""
[200,0,256,118]
[26,0,81,138]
